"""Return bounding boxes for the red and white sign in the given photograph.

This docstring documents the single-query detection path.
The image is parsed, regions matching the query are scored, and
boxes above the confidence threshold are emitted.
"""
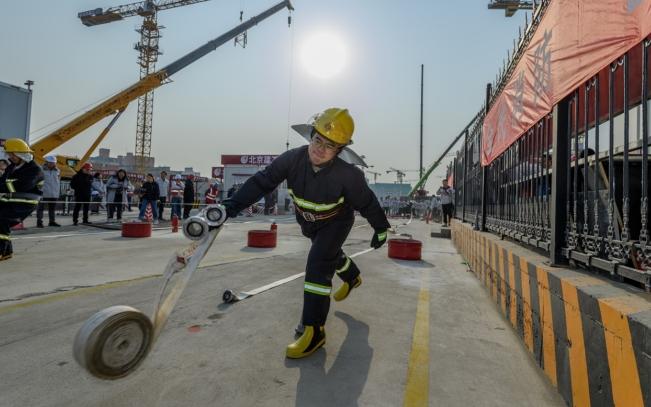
[221,154,278,166]
[482,0,651,166]
[212,166,224,178]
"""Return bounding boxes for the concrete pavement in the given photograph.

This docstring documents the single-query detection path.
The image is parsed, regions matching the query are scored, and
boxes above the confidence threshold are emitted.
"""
[0,217,565,406]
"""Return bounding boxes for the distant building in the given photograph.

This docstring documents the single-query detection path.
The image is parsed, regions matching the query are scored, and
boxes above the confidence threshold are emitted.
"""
[89,148,201,178]
[369,182,412,198]
[0,80,32,159]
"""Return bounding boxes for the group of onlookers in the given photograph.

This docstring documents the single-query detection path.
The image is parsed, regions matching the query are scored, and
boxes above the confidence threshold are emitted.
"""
[32,161,220,226]
[378,179,456,227]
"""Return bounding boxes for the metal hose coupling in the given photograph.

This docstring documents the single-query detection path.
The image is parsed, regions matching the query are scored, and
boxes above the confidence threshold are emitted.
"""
[182,205,227,241]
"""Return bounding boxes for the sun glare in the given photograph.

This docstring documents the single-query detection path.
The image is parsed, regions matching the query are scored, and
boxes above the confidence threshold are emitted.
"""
[300,31,347,79]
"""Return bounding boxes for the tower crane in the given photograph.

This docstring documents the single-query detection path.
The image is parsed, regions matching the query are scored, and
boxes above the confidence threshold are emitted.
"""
[78,0,212,173]
[365,170,382,183]
[386,168,406,184]
[32,1,293,175]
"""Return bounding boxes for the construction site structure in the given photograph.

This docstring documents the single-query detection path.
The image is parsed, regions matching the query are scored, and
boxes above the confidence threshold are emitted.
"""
[487,0,534,17]
[386,167,406,184]
[29,0,293,178]
[78,0,212,173]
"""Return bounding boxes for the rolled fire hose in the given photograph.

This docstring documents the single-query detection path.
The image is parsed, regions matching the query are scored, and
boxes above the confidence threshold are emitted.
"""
[73,205,227,380]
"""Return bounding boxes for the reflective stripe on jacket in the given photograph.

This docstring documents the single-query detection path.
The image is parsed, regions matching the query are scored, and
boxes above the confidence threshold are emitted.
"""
[228,146,390,231]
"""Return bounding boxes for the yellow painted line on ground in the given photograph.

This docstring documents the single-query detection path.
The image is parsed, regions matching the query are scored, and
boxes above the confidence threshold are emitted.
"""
[403,270,430,407]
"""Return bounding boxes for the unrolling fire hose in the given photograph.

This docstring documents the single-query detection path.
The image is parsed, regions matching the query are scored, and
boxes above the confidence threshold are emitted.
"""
[73,210,412,379]
[73,205,228,380]
[222,214,414,304]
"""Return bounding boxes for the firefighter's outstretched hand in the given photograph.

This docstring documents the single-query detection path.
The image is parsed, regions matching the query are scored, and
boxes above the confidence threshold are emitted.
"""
[370,230,388,249]
[221,199,239,219]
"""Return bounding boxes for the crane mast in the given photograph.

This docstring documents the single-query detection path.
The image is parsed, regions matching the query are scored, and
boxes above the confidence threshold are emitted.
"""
[78,0,212,173]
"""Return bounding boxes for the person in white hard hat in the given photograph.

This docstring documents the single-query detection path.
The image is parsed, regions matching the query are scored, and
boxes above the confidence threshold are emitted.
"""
[36,155,61,228]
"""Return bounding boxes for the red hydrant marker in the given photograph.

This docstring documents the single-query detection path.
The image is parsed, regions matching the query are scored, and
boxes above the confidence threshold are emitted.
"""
[121,222,152,238]
[248,229,277,248]
[171,215,179,233]
[388,238,422,261]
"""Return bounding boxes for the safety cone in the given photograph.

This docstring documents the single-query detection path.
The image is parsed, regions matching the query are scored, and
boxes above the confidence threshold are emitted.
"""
[171,214,179,233]
[145,203,154,223]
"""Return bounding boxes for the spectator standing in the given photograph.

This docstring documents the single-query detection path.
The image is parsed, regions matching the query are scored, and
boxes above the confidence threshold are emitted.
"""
[169,174,184,220]
[36,155,61,228]
[205,181,220,204]
[90,173,105,214]
[106,169,130,222]
[156,171,169,221]
[138,173,160,223]
[126,183,134,212]
[183,175,195,219]
[264,191,275,215]
[437,179,455,227]
[71,163,94,225]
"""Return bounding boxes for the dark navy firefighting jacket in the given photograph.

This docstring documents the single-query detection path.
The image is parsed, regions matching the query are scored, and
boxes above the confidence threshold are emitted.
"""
[228,146,390,232]
[0,160,44,206]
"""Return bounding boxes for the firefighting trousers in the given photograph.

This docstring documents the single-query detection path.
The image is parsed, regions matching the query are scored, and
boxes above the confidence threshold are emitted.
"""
[301,218,361,326]
[0,203,36,257]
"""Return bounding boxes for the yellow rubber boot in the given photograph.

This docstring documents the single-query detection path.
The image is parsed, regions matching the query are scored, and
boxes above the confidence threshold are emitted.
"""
[286,325,325,359]
[333,276,362,302]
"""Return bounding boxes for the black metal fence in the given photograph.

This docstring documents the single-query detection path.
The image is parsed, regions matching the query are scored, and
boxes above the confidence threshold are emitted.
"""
[450,38,651,290]
[453,116,483,226]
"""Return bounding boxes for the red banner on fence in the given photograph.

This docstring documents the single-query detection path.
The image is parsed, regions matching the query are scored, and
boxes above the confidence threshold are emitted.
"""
[482,0,651,166]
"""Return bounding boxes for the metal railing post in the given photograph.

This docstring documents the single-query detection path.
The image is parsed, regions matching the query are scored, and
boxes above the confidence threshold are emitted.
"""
[462,129,469,222]
[480,83,492,231]
[550,101,569,265]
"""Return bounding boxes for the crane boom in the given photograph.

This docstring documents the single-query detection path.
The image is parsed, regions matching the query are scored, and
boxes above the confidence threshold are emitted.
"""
[33,0,293,160]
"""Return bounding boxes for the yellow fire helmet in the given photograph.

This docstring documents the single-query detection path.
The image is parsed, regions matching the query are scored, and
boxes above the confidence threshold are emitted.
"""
[311,108,355,146]
[3,138,33,153]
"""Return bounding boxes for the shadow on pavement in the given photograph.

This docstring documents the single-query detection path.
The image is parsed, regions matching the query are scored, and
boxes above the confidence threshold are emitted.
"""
[239,247,276,253]
[285,311,373,407]
[390,258,436,268]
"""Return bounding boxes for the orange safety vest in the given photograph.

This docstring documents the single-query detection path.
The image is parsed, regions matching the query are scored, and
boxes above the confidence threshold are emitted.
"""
[205,186,219,204]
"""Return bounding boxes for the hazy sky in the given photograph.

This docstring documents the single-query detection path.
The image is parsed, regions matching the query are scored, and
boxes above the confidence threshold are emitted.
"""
[1,0,528,190]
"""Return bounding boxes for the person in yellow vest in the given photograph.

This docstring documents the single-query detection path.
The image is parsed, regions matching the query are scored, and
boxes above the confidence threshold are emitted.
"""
[0,139,43,261]
[222,108,390,359]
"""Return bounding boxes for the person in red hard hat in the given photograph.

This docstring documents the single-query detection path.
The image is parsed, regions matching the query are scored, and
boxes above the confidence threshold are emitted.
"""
[71,162,94,225]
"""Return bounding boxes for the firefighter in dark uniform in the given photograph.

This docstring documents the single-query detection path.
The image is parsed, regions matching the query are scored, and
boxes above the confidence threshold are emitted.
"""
[222,108,390,359]
[0,139,43,261]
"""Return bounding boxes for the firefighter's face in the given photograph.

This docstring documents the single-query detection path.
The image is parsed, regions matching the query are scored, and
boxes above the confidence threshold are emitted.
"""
[309,134,340,166]
[7,153,22,164]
